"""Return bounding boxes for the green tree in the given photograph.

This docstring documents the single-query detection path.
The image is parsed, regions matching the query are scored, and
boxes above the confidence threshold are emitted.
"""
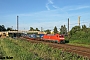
[35,28,40,31]
[44,29,51,34]
[53,26,58,34]
[30,27,34,31]
[60,25,67,35]
[82,25,87,32]
[70,26,81,35]
[0,25,6,31]
[7,27,13,31]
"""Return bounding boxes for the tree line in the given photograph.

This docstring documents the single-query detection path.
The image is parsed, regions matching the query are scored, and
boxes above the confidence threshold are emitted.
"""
[29,25,67,35]
[0,24,89,36]
[0,25,17,31]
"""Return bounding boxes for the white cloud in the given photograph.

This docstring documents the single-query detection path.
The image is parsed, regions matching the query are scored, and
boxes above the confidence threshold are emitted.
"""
[46,3,50,10]
[68,6,90,10]
[46,0,59,10]
[76,6,90,9]
[52,5,59,9]
[48,0,53,4]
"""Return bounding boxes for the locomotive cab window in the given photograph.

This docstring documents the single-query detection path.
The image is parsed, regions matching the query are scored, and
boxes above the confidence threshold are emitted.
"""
[59,35,63,37]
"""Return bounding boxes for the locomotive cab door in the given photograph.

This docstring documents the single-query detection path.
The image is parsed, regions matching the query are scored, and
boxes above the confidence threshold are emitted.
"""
[59,35,65,44]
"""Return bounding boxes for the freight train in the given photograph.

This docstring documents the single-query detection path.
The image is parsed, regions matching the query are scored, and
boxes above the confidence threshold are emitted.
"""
[22,34,65,44]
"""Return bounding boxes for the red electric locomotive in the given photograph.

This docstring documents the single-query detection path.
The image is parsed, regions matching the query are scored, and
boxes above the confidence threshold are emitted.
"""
[42,34,65,44]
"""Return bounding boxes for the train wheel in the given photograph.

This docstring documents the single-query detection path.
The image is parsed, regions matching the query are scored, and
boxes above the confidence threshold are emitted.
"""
[57,41,60,44]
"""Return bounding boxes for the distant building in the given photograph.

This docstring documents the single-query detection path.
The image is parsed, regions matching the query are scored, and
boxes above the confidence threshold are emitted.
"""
[0,31,8,37]
[51,31,54,34]
[0,31,46,37]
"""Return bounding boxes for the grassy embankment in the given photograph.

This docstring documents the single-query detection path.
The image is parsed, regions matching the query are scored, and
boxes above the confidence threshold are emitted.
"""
[0,38,89,60]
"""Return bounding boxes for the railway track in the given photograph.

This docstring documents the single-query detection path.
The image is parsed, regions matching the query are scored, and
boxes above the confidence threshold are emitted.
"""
[20,37,90,59]
[49,44,90,59]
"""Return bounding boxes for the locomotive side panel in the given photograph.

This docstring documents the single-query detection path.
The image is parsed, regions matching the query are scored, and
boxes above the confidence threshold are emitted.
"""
[42,34,65,43]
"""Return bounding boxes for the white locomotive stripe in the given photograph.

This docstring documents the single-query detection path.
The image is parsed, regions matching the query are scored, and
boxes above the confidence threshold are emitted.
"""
[60,38,65,39]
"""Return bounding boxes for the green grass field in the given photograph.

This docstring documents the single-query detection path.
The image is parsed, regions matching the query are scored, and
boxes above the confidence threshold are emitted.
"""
[68,39,90,48]
[0,38,89,60]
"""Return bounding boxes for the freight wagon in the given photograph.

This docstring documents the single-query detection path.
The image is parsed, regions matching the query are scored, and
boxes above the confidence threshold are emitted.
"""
[22,34,44,40]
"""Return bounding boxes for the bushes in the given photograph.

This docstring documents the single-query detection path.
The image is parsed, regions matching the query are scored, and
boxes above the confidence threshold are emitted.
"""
[69,30,90,45]
[0,38,42,60]
[68,26,90,46]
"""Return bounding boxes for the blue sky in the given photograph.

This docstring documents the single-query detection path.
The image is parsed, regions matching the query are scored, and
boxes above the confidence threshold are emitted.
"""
[0,0,90,31]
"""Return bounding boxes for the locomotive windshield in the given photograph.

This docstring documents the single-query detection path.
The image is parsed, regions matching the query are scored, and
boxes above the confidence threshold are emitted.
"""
[59,35,64,37]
